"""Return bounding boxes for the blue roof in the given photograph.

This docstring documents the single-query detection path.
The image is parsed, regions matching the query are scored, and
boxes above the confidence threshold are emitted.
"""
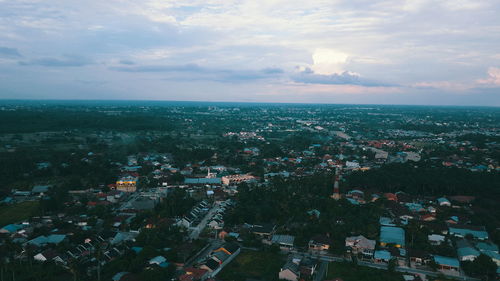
[484,251,500,261]
[434,255,459,267]
[184,178,221,184]
[379,217,396,226]
[131,246,143,253]
[437,197,450,204]
[1,197,13,203]
[347,198,360,205]
[47,234,66,244]
[449,226,489,240]
[374,250,391,260]
[1,224,22,233]
[405,203,424,212]
[380,226,405,247]
[457,247,479,259]
[28,234,66,246]
[476,242,498,253]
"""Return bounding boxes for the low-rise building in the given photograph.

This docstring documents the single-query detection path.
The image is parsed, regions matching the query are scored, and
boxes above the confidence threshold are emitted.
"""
[221,174,256,185]
[345,235,375,257]
[116,175,137,193]
[271,234,295,250]
[379,226,405,248]
[309,234,331,252]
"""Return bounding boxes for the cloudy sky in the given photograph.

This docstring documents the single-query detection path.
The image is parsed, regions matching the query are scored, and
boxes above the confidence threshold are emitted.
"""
[1,0,499,105]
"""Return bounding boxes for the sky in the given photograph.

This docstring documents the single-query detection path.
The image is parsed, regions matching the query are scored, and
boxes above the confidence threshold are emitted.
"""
[0,0,499,106]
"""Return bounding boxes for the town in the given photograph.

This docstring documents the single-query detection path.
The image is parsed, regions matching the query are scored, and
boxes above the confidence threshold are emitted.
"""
[0,101,499,281]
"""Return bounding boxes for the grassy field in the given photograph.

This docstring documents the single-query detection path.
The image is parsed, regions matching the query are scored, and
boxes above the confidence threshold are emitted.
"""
[218,250,284,281]
[0,201,39,226]
[326,262,404,281]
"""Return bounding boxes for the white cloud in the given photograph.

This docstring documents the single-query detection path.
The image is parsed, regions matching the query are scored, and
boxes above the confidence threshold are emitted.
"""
[477,67,500,86]
[0,0,499,105]
[311,49,350,75]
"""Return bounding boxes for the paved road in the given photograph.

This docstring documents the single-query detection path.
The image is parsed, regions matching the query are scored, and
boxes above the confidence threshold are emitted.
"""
[189,203,220,240]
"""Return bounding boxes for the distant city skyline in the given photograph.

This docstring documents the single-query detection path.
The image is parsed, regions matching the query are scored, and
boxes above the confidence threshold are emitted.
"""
[0,0,499,106]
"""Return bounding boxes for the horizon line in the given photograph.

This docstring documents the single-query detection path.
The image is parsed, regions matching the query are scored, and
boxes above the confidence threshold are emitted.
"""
[0,98,499,108]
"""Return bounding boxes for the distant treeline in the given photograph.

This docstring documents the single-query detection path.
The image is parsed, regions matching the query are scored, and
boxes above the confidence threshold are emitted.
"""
[346,163,500,198]
[0,110,175,133]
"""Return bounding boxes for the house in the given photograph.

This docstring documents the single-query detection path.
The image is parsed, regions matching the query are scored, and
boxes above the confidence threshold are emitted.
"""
[475,241,499,254]
[201,258,220,273]
[179,267,208,281]
[420,213,436,222]
[149,256,169,268]
[437,197,451,207]
[299,258,318,277]
[374,250,391,264]
[307,209,321,219]
[111,272,132,281]
[428,234,445,245]
[249,223,275,238]
[271,234,295,250]
[279,259,300,281]
[212,250,230,264]
[345,235,375,257]
[221,174,256,185]
[448,224,489,240]
[31,185,51,196]
[433,255,460,272]
[34,249,65,264]
[131,197,155,211]
[379,217,396,227]
[309,234,331,252]
[456,240,479,261]
[116,175,137,192]
[384,193,398,202]
[208,219,224,230]
[201,243,240,277]
[214,242,240,256]
[27,234,67,247]
[379,226,405,248]
[184,178,222,185]
[0,224,23,234]
[111,231,138,245]
[408,249,432,267]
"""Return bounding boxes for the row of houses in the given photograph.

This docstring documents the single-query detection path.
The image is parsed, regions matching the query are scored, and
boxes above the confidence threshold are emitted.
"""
[181,200,211,229]
[278,254,318,281]
[178,243,241,280]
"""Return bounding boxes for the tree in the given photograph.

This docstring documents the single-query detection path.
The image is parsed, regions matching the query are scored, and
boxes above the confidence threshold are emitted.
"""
[462,254,497,280]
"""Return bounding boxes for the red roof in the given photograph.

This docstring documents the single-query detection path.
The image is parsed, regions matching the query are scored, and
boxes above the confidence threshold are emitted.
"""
[384,193,398,201]
[179,267,208,281]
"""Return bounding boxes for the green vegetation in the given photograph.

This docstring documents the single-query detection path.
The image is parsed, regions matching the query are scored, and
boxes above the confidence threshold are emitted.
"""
[225,177,383,251]
[346,163,500,197]
[326,262,404,281]
[461,254,498,280]
[0,201,39,226]
[0,262,71,281]
[218,250,284,281]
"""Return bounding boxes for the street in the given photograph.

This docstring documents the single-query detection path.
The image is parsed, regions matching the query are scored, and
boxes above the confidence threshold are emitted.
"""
[189,202,220,240]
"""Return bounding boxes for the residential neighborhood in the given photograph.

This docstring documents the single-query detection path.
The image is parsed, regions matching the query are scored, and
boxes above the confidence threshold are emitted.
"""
[0,103,499,281]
